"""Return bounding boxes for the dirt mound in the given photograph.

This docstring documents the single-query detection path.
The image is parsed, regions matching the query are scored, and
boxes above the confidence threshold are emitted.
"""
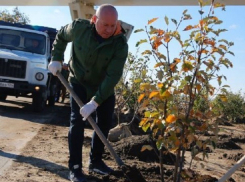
[1,102,245,182]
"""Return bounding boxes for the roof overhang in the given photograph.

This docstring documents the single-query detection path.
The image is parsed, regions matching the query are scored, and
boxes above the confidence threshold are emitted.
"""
[0,0,244,6]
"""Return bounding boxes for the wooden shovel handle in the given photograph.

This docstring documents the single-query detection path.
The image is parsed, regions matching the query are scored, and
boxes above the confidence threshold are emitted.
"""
[218,154,245,182]
[56,71,124,167]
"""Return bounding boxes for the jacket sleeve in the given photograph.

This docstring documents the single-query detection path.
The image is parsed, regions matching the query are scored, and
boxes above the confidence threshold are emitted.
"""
[94,40,128,105]
[51,20,77,61]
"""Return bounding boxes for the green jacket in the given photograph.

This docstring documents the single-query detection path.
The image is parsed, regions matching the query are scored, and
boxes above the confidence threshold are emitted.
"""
[51,19,128,105]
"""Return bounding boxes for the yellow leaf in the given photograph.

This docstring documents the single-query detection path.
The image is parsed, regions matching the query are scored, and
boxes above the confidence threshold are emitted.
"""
[182,61,193,72]
[141,145,153,152]
[196,74,205,83]
[149,91,159,99]
[157,29,165,36]
[219,44,227,51]
[139,118,148,127]
[203,39,215,47]
[154,119,162,125]
[173,89,181,94]
[134,78,142,83]
[157,83,163,88]
[183,85,189,94]
[148,17,158,25]
[138,93,145,103]
[214,2,225,8]
[150,36,157,41]
[161,90,171,98]
[198,123,207,131]
[199,19,204,27]
[188,55,195,60]
[174,58,181,63]
[198,49,209,54]
[170,63,177,71]
[140,83,151,90]
[142,50,152,55]
[196,84,201,92]
[164,34,170,43]
[187,134,196,144]
[194,32,201,42]
[142,100,149,107]
[154,62,165,68]
[219,94,228,102]
[175,139,180,147]
[152,37,163,49]
[183,25,194,31]
[212,47,219,53]
[166,114,177,123]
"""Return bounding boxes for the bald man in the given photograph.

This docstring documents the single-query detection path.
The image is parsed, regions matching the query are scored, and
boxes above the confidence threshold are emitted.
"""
[48,4,128,182]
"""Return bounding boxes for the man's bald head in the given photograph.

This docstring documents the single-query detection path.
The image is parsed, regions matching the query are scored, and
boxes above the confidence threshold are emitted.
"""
[95,4,118,19]
[93,4,118,39]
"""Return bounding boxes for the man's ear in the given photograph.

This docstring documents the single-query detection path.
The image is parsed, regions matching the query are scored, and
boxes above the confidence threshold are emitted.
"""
[91,15,97,23]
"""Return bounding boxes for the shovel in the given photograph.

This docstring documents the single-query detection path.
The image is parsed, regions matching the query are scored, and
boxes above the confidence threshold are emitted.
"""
[56,71,146,182]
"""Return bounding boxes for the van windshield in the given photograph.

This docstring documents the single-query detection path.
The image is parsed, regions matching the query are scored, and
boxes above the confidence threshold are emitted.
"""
[0,28,46,55]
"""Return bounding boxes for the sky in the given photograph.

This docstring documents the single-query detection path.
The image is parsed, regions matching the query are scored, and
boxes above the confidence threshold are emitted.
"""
[1,4,245,94]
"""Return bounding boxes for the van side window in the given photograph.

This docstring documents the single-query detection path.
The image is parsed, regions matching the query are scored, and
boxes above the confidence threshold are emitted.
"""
[2,34,20,46]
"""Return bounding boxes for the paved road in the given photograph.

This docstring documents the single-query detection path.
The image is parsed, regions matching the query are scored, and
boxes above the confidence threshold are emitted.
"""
[0,96,57,176]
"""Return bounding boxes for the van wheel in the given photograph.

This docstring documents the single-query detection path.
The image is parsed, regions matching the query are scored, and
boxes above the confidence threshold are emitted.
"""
[32,90,47,112]
[0,94,7,101]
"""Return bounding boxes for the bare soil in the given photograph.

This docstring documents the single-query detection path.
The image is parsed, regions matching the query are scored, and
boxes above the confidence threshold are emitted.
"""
[1,101,245,182]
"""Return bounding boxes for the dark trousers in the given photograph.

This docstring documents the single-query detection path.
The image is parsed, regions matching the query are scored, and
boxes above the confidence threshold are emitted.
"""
[68,82,115,170]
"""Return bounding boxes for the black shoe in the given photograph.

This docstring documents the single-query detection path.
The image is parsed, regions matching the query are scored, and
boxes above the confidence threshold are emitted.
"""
[68,169,87,182]
[89,160,113,175]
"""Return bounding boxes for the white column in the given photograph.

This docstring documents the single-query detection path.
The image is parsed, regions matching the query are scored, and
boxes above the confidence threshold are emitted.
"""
[68,0,95,20]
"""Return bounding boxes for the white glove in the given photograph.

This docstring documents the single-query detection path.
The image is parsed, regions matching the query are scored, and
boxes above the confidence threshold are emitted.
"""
[48,61,62,75]
[80,100,98,121]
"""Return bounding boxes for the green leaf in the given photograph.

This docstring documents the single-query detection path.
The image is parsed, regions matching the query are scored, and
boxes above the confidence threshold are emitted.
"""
[157,70,164,81]
[149,26,157,34]
[157,53,167,60]
[228,51,235,56]
[134,28,144,33]
[185,76,192,82]
[214,20,223,24]
[222,85,230,88]
[156,138,164,150]
[164,16,169,25]
[183,9,188,15]
[142,122,150,132]
[213,29,227,36]
[171,18,177,26]
[136,39,147,47]
[142,69,147,77]
[184,14,192,20]
[229,42,234,46]
[218,39,229,45]
[198,10,204,15]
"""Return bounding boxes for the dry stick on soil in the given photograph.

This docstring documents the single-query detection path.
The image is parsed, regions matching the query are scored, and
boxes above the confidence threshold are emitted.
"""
[56,71,146,182]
